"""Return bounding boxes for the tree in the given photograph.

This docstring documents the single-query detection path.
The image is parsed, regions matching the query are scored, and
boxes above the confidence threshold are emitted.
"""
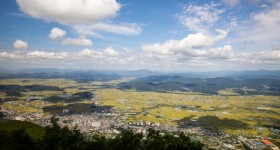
[41,117,86,150]
[0,128,37,150]
[0,119,204,150]
[143,128,204,150]
[108,129,143,150]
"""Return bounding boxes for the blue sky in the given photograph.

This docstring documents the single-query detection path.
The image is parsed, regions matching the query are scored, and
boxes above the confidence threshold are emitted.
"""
[0,0,279,71]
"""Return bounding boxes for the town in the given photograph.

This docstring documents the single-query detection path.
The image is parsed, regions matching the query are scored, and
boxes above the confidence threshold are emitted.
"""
[1,101,279,150]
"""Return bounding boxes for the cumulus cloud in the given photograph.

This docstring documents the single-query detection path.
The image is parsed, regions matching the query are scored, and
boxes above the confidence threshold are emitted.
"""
[16,0,121,25]
[16,0,143,37]
[1,45,280,70]
[78,46,119,58]
[27,51,68,59]
[74,22,142,36]
[13,39,28,50]
[0,52,21,59]
[255,50,280,61]
[74,47,124,65]
[142,30,228,57]
[141,45,280,70]
[103,46,119,57]
[177,3,224,32]
[79,49,96,56]
[49,27,66,40]
[206,45,235,59]
[62,36,92,46]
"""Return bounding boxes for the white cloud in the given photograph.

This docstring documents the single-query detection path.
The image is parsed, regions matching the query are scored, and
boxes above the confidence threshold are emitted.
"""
[1,45,280,70]
[74,22,142,36]
[79,49,96,56]
[78,47,119,58]
[62,36,92,46]
[19,46,278,66]
[140,45,280,70]
[103,46,119,57]
[142,30,228,57]
[261,4,269,8]
[253,3,280,28]
[49,27,66,40]
[16,0,121,25]
[222,0,240,7]
[74,28,104,39]
[16,0,143,38]
[206,45,235,59]
[27,51,68,59]
[123,47,133,53]
[13,39,28,50]
[75,47,124,65]
[255,50,280,61]
[237,2,280,41]
[177,3,224,32]
[0,52,21,59]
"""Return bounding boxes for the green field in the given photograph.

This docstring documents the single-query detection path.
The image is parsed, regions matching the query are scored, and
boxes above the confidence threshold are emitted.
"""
[1,78,279,136]
[96,88,279,136]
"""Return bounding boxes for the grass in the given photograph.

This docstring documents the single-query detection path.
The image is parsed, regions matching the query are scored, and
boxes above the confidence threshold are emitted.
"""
[0,78,78,88]
[218,89,239,96]
[3,102,40,113]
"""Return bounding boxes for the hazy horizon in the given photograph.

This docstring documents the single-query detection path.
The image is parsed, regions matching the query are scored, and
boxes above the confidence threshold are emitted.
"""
[1,67,280,73]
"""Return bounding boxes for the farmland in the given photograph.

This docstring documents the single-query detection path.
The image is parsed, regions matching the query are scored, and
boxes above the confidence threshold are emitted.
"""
[96,88,279,136]
[1,78,279,137]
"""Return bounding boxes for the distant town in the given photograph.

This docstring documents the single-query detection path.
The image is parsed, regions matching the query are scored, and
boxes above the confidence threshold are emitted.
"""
[1,99,279,150]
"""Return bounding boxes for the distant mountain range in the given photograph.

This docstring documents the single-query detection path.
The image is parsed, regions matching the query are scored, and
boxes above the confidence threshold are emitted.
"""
[0,69,280,95]
[0,70,122,83]
[1,68,280,79]
[173,70,280,79]
[0,68,159,82]
[118,76,280,95]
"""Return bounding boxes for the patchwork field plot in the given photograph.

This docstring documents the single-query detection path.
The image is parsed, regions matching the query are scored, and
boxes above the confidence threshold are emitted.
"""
[96,89,280,135]
[1,78,279,136]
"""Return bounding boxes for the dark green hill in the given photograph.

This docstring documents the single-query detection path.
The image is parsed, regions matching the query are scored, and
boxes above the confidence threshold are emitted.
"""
[0,71,122,83]
[118,76,280,95]
[0,85,63,96]
[43,91,94,103]
[0,119,204,150]
[0,120,45,140]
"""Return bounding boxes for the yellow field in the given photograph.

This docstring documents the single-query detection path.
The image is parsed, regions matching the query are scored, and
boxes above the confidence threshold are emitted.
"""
[1,78,279,136]
[3,102,40,113]
[96,88,280,135]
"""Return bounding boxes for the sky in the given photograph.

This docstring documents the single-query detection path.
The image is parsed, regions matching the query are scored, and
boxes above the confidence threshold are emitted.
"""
[0,0,280,71]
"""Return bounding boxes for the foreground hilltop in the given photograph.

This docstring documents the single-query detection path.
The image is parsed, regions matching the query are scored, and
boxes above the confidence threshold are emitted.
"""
[0,119,203,150]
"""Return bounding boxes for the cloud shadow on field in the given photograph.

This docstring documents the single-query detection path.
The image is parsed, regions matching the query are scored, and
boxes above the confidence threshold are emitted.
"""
[177,115,249,132]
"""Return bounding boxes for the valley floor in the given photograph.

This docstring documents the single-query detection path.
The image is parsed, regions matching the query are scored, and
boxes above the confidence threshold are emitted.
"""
[1,78,280,149]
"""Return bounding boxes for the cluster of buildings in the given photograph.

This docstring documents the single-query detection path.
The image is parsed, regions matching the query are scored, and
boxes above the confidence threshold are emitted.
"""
[55,113,179,138]
[1,102,279,150]
[240,136,279,150]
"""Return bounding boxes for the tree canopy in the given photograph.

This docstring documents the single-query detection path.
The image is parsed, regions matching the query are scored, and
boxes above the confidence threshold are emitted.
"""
[0,118,204,150]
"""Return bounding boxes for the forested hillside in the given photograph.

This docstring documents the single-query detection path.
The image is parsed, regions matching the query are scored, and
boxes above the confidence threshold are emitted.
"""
[0,119,203,150]
[118,76,280,95]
